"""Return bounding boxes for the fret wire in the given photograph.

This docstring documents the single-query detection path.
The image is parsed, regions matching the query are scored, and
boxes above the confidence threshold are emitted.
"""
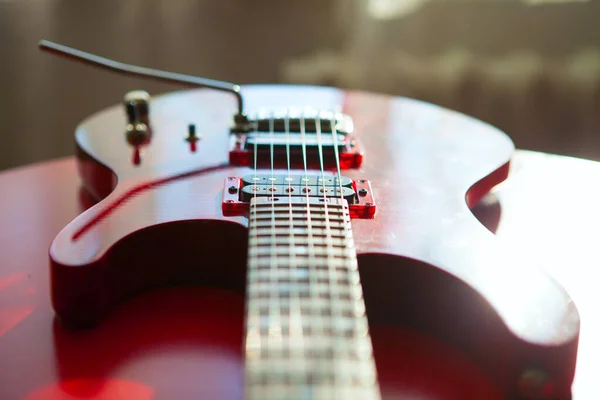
[330,110,346,214]
[268,111,284,372]
[302,111,326,389]
[249,236,348,247]
[248,267,357,282]
[330,111,351,364]
[315,112,344,390]
[250,247,351,258]
[251,219,347,228]
[245,108,261,364]
[285,110,306,372]
[330,110,352,368]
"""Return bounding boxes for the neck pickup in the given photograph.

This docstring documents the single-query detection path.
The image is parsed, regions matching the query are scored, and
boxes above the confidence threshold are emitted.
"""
[239,174,355,203]
[222,175,377,219]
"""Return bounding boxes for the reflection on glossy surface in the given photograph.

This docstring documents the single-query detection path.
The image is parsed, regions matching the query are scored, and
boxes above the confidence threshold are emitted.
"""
[490,151,600,400]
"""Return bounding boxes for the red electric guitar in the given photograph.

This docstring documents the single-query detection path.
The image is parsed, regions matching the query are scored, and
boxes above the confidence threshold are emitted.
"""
[40,41,579,399]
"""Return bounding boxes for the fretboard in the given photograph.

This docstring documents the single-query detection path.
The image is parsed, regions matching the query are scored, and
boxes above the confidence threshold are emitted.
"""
[244,196,381,400]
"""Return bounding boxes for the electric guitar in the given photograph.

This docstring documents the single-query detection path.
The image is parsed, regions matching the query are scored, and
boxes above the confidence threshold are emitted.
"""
[41,40,579,399]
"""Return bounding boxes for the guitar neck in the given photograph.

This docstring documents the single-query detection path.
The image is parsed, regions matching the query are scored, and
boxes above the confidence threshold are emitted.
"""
[244,196,381,399]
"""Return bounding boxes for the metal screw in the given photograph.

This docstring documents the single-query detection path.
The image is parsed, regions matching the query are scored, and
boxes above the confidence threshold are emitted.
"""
[365,203,373,207]
[358,188,368,197]
[358,179,367,183]
[225,200,234,204]
[228,186,238,194]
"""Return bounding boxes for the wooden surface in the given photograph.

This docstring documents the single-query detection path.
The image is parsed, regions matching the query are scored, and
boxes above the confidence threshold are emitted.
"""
[0,148,598,398]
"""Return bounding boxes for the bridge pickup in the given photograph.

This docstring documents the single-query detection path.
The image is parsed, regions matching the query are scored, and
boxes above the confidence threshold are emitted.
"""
[234,113,354,135]
[229,110,363,169]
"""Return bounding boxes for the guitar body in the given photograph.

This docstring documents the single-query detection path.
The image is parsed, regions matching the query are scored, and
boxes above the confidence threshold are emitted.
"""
[50,85,579,399]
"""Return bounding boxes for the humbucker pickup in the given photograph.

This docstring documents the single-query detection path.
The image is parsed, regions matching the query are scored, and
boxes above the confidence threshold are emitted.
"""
[222,174,377,219]
[240,174,355,204]
[229,111,363,169]
[241,174,353,187]
[240,185,356,203]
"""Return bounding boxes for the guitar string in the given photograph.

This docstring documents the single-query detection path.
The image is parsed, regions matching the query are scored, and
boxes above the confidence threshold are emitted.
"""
[330,110,345,210]
[253,109,352,394]
[253,111,259,184]
[300,109,323,391]
[246,113,261,396]
[329,109,356,389]
[315,111,345,392]
[284,110,303,389]
[268,111,283,371]
[249,108,374,396]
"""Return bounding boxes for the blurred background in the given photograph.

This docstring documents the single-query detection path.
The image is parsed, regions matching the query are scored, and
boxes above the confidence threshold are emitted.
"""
[1,0,599,171]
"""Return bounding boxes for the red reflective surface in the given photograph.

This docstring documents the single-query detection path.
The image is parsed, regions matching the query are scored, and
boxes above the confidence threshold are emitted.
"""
[0,151,598,398]
[0,159,501,399]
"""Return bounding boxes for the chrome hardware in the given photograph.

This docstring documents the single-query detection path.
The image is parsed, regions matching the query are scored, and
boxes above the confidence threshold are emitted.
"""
[124,90,150,126]
[123,90,151,148]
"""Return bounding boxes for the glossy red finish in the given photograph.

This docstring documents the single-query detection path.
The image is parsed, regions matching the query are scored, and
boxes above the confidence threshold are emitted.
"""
[3,152,600,399]
[0,160,503,400]
[44,85,581,398]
